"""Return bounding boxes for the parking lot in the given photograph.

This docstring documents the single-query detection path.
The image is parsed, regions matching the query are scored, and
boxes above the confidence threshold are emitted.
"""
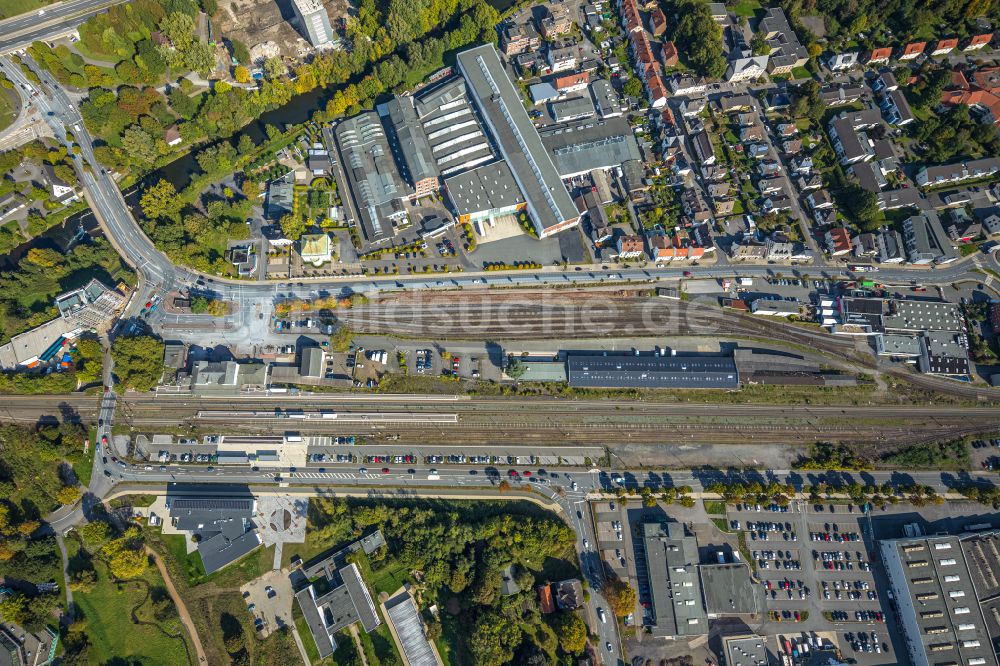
[726,502,896,665]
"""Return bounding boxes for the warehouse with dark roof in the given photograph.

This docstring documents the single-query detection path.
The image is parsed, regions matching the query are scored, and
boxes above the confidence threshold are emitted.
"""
[566,352,739,388]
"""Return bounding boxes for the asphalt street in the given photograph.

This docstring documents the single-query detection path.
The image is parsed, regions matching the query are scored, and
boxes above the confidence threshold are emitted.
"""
[0,0,123,53]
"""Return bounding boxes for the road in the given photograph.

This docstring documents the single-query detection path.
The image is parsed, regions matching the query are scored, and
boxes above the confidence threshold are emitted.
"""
[0,0,123,53]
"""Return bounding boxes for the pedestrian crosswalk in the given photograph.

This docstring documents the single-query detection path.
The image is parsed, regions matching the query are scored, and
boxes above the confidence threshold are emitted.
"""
[293,472,357,480]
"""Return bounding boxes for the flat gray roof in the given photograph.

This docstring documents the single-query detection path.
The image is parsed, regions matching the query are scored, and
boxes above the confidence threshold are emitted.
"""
[457,44,578,233]
[540,116,641,177]
[444,161,524,216]
[642,522,707,637]
[549,95,595,122]
[699,563,758,614]
[567,353,739,389]
[383,96,439,185]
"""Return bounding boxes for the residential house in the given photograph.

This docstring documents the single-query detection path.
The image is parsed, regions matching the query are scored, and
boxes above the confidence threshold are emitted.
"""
[827,108,882,165]
[871,71,898,92]
[853,232,879,258]
[791,156,814,175]
[819,83,866,106]
[762,194,792,212]
[669,74,708,96]
[880,88,914,125]
[661,41,679,67]
[650,7,668,36]
[964,33,994,50]
[554,71,590,94]
[902,211,959,264]
[540,5,572,38]
[739,124,765,142]
[782,138,803,154]
[983,213,1000,236]
[866,47,893,65]
[42,163,77,203]
[898,42,927,60]
[501,22,541,56]
[759,8,808,74]
[691,131,716,165]
[916,157,1000,186]
[713,198,735,215]
[930,38,959,56]
[877,228,905,263]
[620,0,642,33]
[758,176,785,195]
[647,233,673,261]
[828,52,860,71]
[731,243,767,261]
[709,2,727,21]
[766,239,794,261]
[736,112,757,127]
[825,227,853,256]
[546,41,578,72]
[719,94,755,113]
[726,55,769,82]
[946,207,981,242]
[708,181,730,199]
[165,125,182,147]
[849,161,886,192]
[796,173,822,191]
[702,164,726,181]
[806,189,833,210]
[877,187,921,210]
[617,234,645,258]
[646,74,668,108]
[764,89,792,110]
[590,79,623,118]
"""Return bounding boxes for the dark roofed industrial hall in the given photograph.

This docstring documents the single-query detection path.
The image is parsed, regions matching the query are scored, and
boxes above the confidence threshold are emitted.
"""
[566,352,739,389]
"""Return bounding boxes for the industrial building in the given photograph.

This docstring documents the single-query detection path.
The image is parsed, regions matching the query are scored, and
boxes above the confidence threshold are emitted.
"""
[642,522,708,638]
[381,96,440,200]
[165,493,261,574]
[384,591,441,666]
[455,44,579,238]
[190,361,270,395]
[880,531,1000,666]
[290,0,335,48]
[335,112,411,244]
[539,116,642,178]
[566,352,739,389]
[443,161,525,230]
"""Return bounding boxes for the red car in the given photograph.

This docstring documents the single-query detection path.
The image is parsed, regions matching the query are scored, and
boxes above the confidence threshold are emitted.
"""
[452,357,460,372]
[522,470,532,476]
[101,435,108,444]
[794,611,801,621]
[683,271,693,277]
[381,467,390,473]
[508,470,519,477]
[144,300,152,309]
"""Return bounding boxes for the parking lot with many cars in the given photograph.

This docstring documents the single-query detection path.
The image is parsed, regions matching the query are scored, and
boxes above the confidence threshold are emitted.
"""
[726,501,896,664]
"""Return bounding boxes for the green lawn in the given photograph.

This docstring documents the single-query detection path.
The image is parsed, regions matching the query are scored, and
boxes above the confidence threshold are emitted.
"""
[74,558,194,665]
[370,561,410,596]
[703,500,727,515]
[0,89,16,133]
[791,66,812,80]
[731,0,761,17]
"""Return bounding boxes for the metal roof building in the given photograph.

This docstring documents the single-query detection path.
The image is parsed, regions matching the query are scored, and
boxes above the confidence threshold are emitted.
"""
[296,562,381,659]
[590,78,623,118]
[335,112,412,243]
[382,96,439,195]
[384,592,438,666]
[880,532,1000,666]
[566,353,739,389]
[642,522,708,637]
[443,161,525,222]
[456,44,579,238]
[539,116,642,178]
[549,95,595,123]
[166,495,261,574]
[413,76,496,177]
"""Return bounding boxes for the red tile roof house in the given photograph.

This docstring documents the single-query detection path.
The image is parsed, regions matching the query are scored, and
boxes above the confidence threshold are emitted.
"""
[617,234,646,258]
[866,47,893,64]
[825,227,853,256]
[661,41,679,67]
[930,38,959,56]
[964,33,993,51]
[537,585,555,614]
[554,71,589,93]
[898,41,927,60]
[650,6,668,36]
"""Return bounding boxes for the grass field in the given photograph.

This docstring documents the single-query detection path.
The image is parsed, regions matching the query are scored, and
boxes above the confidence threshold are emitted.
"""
[158,531,273,587]
[731,0,761,17]
[0,89,17,133]
[791,66,812,80]
[703,500,727,515]
[0,0,50,20]
[74,557,195,665]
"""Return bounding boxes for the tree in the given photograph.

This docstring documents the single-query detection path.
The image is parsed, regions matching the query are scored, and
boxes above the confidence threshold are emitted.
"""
[622,76,643,99]
[0,592,28,625]
[842,186,882,231]
[551,611,586,654]
[110,335,165,392]
[140,179,183,220]
[279,213,307,241]
[73,337,104,385]
[25,247,62,267]
[122,126,158,166]
[750,32,771,55]
[229,38,251,64]
[468,611,522,666]
[505,356,526,379]
[57,485,80,505]
[234,65,251,84]
[79,520,112,545]
[673,0,726,78]
[603,578,636,617]
[101,528,147,579]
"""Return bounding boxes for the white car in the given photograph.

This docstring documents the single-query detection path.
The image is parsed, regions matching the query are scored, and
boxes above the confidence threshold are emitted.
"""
[606,642,613,652]
[597,608,606,623]
[582,539,590,549]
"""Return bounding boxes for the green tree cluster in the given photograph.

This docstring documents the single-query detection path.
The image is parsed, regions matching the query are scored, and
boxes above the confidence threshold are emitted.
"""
[110,335,165,392]
[670,0,726,78]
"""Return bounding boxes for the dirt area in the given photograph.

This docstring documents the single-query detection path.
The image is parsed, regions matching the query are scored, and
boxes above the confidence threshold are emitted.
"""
[610,442,807,470]
[215,0,350,62]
